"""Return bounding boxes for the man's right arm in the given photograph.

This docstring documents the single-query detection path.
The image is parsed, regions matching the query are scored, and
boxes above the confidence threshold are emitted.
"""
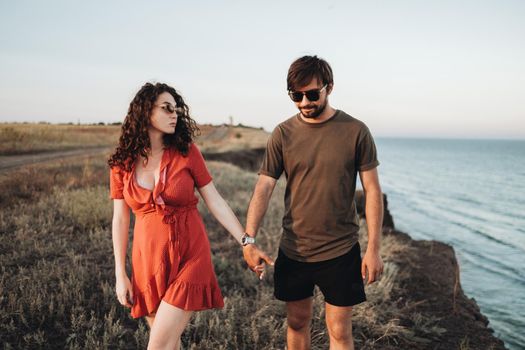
[246,174,277,236]
[243,174,278,278]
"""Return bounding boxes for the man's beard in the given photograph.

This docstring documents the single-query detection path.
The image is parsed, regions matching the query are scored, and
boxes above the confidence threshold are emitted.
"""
[300,100,327,119]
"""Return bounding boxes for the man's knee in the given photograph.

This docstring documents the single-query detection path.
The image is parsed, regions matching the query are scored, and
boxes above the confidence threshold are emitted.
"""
[327,320,353,343]
[286,301,312,331]
[287,313,311,331]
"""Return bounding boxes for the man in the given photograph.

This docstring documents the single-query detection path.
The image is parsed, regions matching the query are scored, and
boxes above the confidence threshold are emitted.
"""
[242,55,384,350]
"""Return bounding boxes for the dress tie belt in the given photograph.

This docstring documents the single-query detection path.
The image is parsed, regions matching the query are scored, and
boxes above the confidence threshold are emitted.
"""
[158,204,196,283]
[160,205,196,242]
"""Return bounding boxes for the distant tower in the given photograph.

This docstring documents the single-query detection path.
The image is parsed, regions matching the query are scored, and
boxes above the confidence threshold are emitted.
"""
[229,115,233,127]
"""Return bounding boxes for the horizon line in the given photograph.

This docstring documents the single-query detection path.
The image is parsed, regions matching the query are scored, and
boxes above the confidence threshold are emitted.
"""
[1,121,524,142]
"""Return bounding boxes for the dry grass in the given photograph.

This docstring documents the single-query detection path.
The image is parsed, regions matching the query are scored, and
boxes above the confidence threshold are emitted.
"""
[0,123,269,156]
[0,150,447,349]
[196,124,269,152]
[0,152,110,207]
[0,123,121,155]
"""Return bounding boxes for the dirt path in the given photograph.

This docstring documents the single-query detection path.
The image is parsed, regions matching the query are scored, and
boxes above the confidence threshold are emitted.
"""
[0,146,110,173]
[199,125,231,142]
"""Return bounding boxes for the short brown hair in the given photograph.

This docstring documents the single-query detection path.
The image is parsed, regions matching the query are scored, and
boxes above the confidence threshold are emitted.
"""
[287,55,333,91]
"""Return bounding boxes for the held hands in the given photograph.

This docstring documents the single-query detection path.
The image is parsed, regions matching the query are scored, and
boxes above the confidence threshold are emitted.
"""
[361,249,384,284]
[115,274,134,308]
[242,244,274,280]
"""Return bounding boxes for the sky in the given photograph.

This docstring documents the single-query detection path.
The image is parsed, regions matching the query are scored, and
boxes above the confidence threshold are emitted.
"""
[0,0,524,139]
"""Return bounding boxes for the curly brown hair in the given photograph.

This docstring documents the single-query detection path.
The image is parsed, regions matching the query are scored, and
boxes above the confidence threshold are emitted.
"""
[108,82,199,171]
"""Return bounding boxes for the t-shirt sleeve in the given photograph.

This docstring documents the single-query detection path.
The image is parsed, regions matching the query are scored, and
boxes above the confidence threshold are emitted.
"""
[109,166,125,199]
[189,144,213,188]
[258,126,284,179]
[356,126,380,171]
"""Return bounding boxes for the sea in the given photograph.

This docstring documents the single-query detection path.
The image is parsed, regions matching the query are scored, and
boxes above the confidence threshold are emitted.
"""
[370,138,525,350]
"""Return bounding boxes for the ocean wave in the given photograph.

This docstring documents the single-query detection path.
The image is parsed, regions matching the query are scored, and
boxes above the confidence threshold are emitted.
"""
[458,249,525,285]
[452,195,483,206]
[451,219,523,251]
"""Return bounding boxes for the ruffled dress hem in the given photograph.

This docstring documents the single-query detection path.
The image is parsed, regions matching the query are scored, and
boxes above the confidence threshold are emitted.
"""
[131,277,224,318]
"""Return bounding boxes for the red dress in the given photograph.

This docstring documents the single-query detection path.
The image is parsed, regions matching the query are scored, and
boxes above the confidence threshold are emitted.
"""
[109,143,224,318]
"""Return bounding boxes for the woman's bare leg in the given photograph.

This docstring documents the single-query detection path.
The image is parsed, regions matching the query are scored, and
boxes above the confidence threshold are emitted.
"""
[145,313,156,328]
[147,301,193,350]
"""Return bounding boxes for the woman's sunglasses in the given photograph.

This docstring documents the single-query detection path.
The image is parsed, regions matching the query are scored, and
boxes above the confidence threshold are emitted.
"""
[156,103,183,115]
[288,85,327,102]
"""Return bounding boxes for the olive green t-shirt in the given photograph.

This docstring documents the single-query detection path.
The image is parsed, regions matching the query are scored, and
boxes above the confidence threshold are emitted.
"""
[259,110,379,262]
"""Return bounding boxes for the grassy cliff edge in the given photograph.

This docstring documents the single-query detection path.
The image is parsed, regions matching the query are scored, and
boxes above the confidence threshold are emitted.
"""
[0,123,507,349]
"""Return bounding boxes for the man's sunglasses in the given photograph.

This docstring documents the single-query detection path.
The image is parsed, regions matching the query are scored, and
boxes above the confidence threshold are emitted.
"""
[288,85,327,102]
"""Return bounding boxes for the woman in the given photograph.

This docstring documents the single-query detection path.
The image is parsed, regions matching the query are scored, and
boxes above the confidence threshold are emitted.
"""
[108,82,270,349]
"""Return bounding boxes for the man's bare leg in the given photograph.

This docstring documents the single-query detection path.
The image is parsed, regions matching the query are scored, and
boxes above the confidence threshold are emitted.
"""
[286,297,313,350]
[325,302,354,350]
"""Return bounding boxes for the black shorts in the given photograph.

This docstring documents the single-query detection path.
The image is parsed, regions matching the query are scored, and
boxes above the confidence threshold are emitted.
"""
[274,242,366,307]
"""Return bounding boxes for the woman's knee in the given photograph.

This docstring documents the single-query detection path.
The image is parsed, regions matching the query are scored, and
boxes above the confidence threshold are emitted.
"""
[147,337,179,350]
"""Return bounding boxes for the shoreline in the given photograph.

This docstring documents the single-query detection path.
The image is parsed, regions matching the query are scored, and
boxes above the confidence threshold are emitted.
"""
[354,191,506,349]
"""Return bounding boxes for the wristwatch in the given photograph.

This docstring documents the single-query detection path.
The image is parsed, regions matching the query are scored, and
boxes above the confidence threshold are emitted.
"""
[241,233,256,246]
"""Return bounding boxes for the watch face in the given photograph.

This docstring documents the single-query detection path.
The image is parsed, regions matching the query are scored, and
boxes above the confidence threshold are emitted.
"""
[242,235,255,245]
